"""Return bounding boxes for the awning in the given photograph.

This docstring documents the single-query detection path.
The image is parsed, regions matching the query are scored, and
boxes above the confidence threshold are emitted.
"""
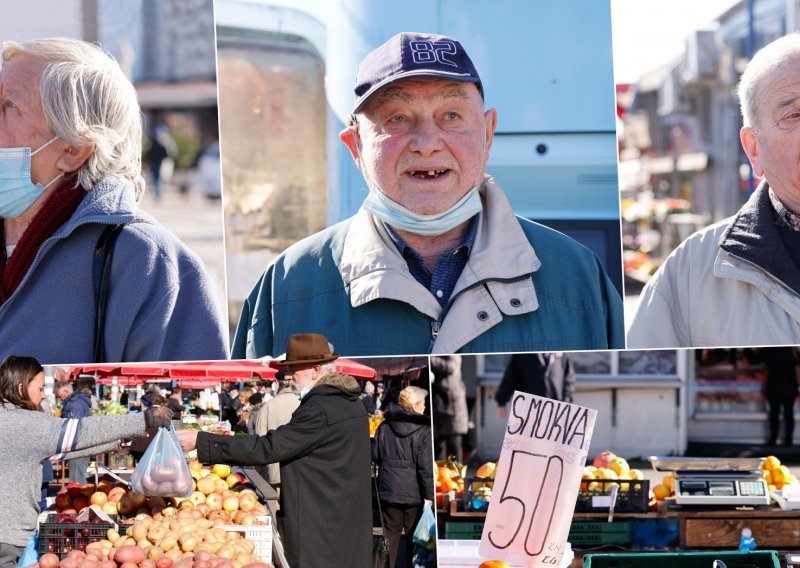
[67,358,377,383]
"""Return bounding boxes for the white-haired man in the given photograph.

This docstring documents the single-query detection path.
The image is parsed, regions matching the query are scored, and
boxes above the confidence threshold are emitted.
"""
[232,32,624,357]
[177,334,372,568]
[0,37,227,363]
[629,33,800,347]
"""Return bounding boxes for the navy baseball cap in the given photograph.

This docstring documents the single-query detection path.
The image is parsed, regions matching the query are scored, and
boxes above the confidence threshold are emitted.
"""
[352,32,483,114]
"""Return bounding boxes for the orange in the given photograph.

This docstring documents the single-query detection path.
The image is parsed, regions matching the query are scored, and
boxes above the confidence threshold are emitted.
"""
[479,561,510,568]
[652,484,671,501]
[662,474,673,491]
[763,455,781,472]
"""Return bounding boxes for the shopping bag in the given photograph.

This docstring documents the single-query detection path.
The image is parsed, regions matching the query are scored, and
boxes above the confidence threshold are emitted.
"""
[130,423,193,497]
[412,502,436,548]
[16,532,37,567]
[372,533,390,568]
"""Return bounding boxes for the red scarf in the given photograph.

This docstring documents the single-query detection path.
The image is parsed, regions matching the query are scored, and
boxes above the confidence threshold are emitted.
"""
[0,179,86,304]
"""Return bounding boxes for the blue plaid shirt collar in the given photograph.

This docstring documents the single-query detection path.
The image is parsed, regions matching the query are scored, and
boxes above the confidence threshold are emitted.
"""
[385,214,479,308]
[769,187,800,232]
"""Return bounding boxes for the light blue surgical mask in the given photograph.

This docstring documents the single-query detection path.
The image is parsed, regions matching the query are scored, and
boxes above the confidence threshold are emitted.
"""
[363,184,482,236]
[0,137,63,218]
[353,126,487,236]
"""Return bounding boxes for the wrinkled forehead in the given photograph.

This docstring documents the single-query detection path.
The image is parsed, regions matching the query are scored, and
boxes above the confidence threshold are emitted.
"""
[754,55,800,120]
[0,54,46,105]
[362,77,482,115]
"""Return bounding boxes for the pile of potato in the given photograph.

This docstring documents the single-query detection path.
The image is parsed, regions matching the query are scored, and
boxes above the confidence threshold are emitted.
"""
[33,507,270,568]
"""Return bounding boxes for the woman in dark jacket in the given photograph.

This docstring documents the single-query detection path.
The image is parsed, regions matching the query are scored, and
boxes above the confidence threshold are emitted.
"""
[372,386,434,568]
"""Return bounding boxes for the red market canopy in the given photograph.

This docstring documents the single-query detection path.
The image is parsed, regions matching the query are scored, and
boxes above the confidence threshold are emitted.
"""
[66,358,377,384]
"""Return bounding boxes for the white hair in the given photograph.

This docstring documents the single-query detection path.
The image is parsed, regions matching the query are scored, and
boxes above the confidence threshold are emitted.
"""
[321,361,337,374]
[738,32,800,128]
[2,38,145,199]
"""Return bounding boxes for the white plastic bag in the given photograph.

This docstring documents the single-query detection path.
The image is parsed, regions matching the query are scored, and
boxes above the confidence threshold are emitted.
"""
[131,423,192,497]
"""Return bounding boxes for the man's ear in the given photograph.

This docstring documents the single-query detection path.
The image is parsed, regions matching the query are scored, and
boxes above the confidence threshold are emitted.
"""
[740,126,763,177]
[56,143,95,174]
[339,125,361,168]
[483,108,498,160]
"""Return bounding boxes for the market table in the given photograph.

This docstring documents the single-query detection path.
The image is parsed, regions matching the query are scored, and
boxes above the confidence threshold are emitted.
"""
[440,498,800,550]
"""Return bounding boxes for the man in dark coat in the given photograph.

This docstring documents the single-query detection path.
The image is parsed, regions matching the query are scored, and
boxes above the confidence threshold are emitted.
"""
[177,334,372,568]
[54,381,93,483]
[495,353,576,418]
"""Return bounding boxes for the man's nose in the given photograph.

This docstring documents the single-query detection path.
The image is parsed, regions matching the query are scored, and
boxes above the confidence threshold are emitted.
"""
[408,116,444,155]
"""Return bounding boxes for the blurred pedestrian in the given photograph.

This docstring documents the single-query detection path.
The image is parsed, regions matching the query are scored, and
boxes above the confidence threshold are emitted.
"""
[759,348,800,446]
[495,353,576,418]
[430,356,468,462]
[54,381,93,484]
[252,370,300,491]
[373,385,434,568]
[360,381,377,415]
[130,395,175,463]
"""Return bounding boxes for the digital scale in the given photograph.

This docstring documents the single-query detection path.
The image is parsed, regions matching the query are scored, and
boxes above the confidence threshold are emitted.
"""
[650,456,770,506]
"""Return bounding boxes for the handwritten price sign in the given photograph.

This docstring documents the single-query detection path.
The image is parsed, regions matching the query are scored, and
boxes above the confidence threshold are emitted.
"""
[479,392,597,567]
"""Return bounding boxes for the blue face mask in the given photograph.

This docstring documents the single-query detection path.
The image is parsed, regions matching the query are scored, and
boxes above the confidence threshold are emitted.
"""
[0,137,62,219]
[362,183,482,236]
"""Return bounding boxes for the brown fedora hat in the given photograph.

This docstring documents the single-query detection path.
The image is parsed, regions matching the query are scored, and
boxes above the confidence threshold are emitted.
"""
[274,334,339,367]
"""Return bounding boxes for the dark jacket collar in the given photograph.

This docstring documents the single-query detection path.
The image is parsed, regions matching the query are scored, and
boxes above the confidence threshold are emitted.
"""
[719,181,800,295]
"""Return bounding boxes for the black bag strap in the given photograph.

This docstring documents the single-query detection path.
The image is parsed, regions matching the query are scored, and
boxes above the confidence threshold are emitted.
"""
[372,462,386,531]
[92,223,128,363]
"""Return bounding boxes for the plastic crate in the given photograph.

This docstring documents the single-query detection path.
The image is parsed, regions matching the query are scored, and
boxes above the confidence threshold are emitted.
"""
[463,477,493,512]
[38,514,116,559]
[569,521,632,546]
[575,479,650,513]
[583,550,780,568]
[219,515,272,563]
[444,521,484,540]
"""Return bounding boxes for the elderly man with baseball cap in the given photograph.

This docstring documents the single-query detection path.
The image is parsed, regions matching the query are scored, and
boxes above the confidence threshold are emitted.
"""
[232,32,624,357]
[177,333,371,568]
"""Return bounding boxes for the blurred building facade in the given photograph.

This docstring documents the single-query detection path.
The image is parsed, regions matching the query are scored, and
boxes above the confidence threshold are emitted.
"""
[620,0,795,291]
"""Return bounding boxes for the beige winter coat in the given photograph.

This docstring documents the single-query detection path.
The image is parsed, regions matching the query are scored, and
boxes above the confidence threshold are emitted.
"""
[253,387,300,484]
[628,186,800,348]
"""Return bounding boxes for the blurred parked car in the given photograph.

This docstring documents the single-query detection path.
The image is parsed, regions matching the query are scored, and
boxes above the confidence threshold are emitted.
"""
[196,142,221,198]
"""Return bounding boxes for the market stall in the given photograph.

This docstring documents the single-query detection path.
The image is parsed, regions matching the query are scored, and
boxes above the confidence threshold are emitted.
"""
[436,451,800,566]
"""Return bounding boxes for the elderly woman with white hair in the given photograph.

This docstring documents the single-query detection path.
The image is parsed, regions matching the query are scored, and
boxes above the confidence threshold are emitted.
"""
[0,37,227,363]
[372,385,435,568]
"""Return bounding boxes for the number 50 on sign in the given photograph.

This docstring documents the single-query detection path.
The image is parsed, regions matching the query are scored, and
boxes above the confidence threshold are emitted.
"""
[479,392,597,567]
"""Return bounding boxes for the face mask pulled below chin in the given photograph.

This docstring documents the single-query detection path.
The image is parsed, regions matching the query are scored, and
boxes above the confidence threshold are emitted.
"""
[362,183,483,236]
[0,137,62,219]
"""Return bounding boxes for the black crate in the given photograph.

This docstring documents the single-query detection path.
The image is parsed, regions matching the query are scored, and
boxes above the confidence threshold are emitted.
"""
[574,479,650,513]
[38,514,115,558]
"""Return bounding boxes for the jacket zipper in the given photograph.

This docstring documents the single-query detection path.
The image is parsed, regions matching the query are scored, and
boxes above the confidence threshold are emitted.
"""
[427,274,533,353]
[725,250,800,300]
[0,218,130,318]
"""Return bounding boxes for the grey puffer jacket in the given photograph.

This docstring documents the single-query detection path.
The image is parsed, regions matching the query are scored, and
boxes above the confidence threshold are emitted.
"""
[0,404,148,547]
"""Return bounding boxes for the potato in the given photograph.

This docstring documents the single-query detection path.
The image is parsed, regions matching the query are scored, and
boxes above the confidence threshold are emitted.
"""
[113,545,146,565]
[39,553,59,568]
